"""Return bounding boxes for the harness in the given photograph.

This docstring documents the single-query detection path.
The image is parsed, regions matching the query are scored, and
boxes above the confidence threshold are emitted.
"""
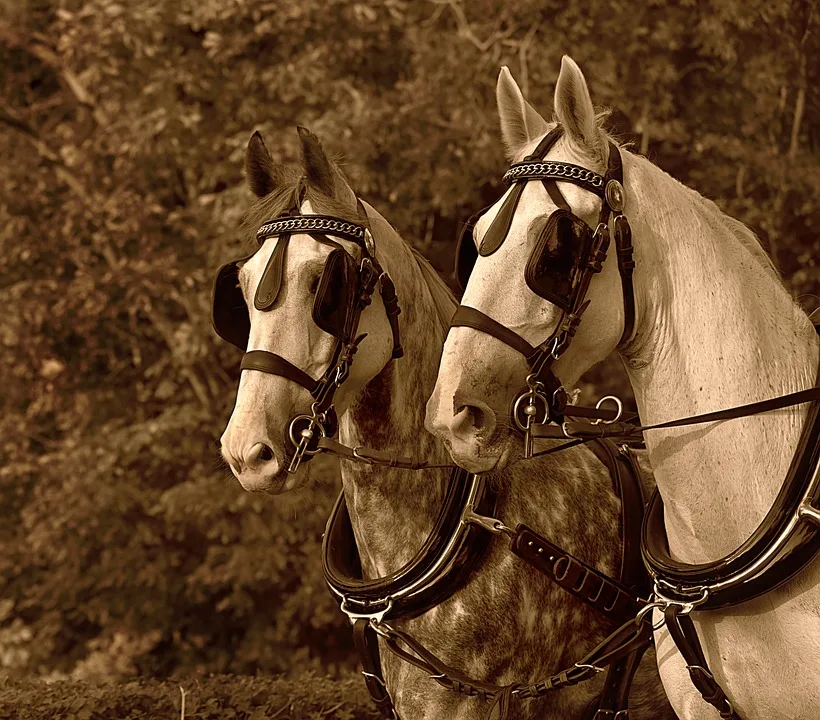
[211,190,662,719]
[323,439,656,720]
[212,194,403,473]
[453,125,820,719]
[453,126,636,456]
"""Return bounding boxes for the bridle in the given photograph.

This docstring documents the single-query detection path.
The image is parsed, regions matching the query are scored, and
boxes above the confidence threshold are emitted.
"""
[212,191,403,473]
[452,126,636,456]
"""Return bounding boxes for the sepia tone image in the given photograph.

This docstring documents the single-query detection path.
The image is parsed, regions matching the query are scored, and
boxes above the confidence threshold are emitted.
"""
[1,1,819,718]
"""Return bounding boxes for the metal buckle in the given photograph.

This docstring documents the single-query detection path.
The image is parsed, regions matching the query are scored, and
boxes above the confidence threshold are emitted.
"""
[339,596,394,625]
[549,334,568,360]
[574,662,605,674]
[653,581,710,614]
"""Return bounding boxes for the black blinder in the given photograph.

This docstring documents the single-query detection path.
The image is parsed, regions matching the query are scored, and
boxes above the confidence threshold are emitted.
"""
[212,257,251,350]
[524,210,593,311]
[313,248,357,339]
[455,211,482,292]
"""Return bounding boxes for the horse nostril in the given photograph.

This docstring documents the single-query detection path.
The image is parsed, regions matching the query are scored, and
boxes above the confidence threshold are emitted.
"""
[452,403,495,440]
[244,442,276,469]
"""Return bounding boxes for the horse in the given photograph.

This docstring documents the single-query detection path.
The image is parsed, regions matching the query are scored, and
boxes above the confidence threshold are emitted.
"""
[216,126,676,719]
[426,56,820,720]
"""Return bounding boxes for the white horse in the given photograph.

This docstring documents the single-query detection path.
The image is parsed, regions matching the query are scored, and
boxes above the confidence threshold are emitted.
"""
[426,57,820,719]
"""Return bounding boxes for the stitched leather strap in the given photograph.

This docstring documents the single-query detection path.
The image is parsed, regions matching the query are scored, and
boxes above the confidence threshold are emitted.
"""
[353,620,397,719]
[510,524,643,623]
[664,608,740,719]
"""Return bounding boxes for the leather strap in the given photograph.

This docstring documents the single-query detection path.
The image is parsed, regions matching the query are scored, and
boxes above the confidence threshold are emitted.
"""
[614,215,635,346]
[479,182,526,256]
[510,524,644,623]
[317,437,452,470]
[240,350,316,393]
[378,273,404,359]
[664,607,740,719]
[353,620,397,719]
[254,234,289,310]
[450,305,536,359]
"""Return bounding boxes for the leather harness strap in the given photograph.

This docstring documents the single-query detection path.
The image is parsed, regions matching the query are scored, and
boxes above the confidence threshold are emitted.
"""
[354,620,396,719]
[663,607,740,720]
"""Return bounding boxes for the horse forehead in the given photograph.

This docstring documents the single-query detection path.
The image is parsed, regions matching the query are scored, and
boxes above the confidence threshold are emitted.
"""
[241,235,328,284]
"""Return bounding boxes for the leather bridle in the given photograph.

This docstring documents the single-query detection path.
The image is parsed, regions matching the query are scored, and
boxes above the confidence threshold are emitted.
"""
[451,126,636,456]
[212,194,403,473]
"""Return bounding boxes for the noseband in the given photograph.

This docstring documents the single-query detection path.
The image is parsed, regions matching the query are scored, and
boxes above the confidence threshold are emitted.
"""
[451,126,636,456]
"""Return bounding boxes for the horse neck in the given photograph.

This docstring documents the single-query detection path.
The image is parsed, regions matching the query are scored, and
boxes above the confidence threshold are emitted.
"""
[338,230,454,578]
[623,154,819,562]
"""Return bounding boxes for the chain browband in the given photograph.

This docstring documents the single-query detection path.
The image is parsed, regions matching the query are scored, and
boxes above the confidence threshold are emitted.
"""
[257,215,367,245]
[503,160,606,194]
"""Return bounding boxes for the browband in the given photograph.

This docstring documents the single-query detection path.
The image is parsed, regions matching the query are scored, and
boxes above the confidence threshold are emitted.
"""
[256,215,367,245]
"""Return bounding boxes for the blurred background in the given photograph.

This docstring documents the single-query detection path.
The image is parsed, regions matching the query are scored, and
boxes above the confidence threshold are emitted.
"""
[1,0,818,700]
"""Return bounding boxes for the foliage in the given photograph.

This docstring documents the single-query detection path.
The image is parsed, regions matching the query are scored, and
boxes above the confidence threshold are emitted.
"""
[0,0,818,681]
[0,673,382,719]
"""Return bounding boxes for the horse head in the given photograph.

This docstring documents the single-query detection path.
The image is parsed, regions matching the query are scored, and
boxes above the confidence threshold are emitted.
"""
[427,57,630,473]
[218,128,397,492]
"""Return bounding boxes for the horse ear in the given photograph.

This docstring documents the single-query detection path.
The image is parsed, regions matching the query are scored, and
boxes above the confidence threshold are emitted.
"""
[245,131,283,198]
[496,66,549,161]
[297,126,357,207]
[554,56,606,161]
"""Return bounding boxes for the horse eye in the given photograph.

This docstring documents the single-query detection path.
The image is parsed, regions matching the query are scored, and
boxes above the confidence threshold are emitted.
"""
[308,272,321,295]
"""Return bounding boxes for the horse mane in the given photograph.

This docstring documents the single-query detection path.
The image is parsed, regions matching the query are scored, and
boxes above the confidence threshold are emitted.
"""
[409,247,457,327]
[626,152,781,280]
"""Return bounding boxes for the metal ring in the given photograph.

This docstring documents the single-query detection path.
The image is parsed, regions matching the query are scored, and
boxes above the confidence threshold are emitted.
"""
[512,391,549,431]
[593,395,623,425]
[287,414,327,455]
